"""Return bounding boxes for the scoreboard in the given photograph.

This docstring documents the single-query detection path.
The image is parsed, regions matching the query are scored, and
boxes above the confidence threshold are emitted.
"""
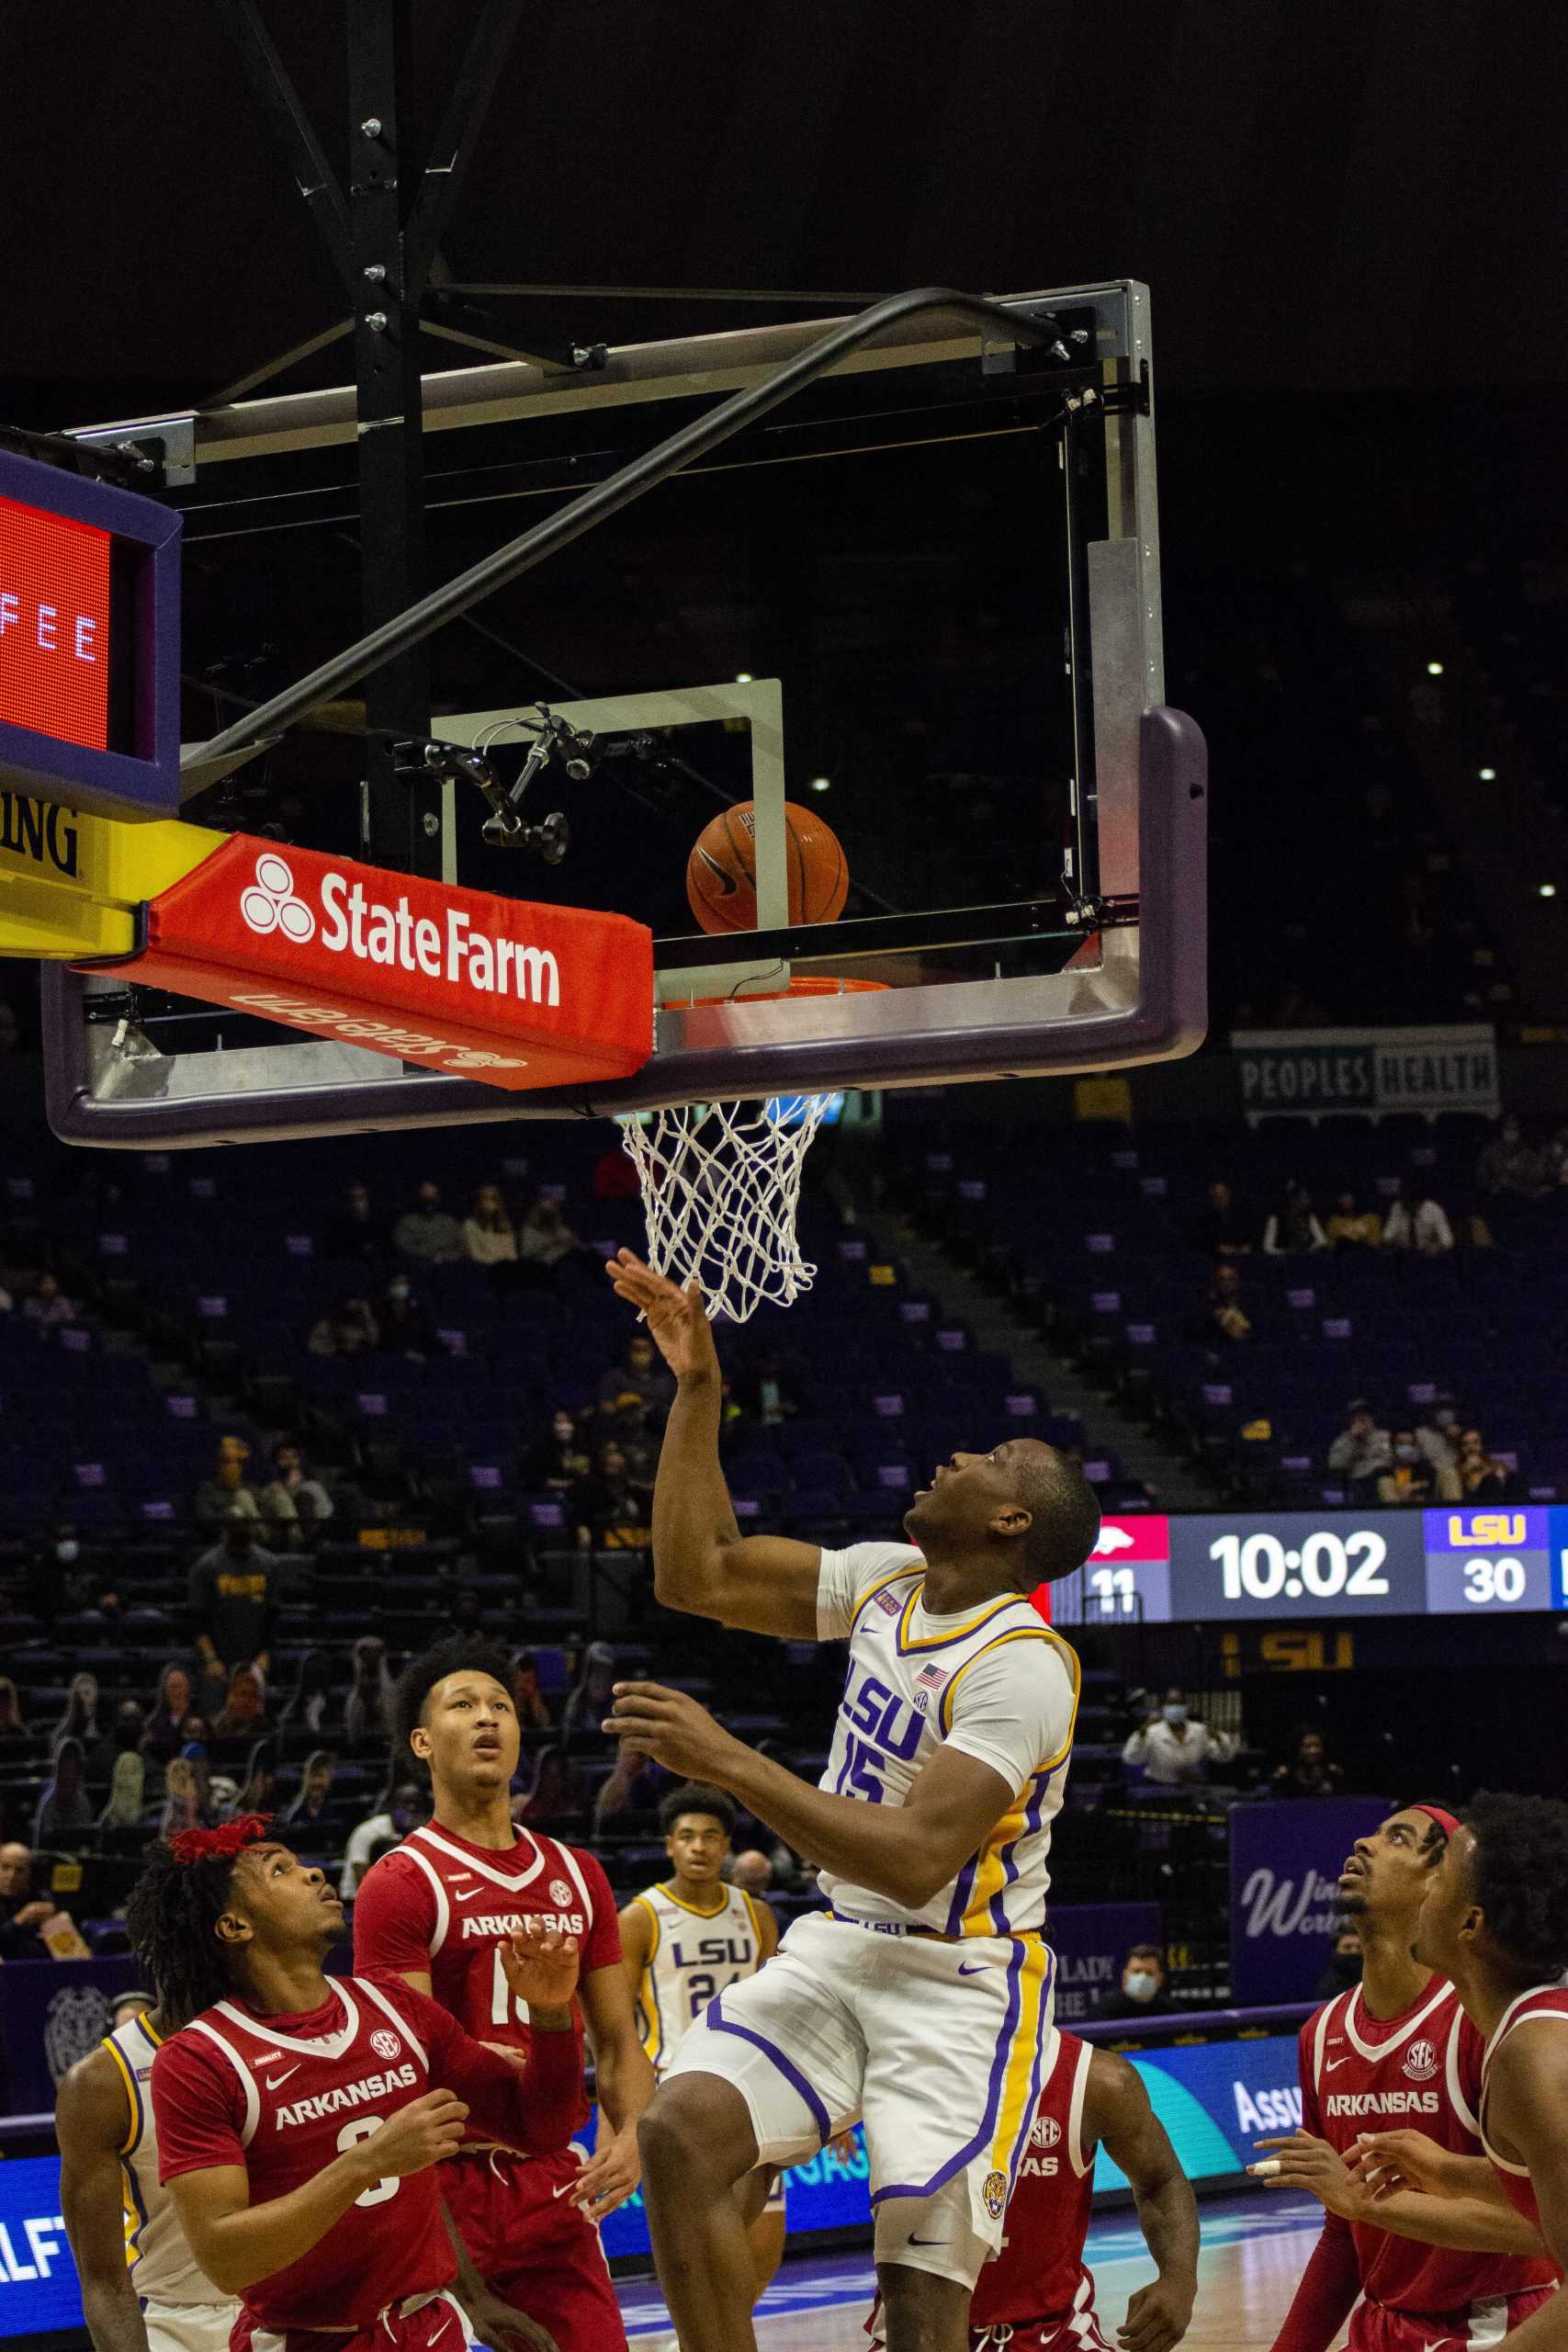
[1064,1504,1568,1624]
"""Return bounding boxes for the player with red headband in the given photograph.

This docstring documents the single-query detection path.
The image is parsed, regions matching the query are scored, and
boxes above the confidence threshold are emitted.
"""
[1353,1792,1568,2347]
[1251,1803,1552,2351]
[135,1817,584,2352]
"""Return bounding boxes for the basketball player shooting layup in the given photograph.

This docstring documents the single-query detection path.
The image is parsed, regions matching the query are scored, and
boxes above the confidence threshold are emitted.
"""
[600,1250,1102,2352]
[1250,1804,1553,2352]
[1352,1794,1568,2351]
[138,1817,583,2352]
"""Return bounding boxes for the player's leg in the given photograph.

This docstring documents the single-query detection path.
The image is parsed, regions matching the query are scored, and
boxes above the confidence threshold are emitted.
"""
[639,2072,770,2352]
[451,2149,628,2352]
[744,2173,786,2305]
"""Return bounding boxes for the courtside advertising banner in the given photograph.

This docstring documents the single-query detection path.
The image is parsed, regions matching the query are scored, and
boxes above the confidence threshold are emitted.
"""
[91,832,655,1091]
[1230,1025,1499,1120]
[1229,1799,1388,2003]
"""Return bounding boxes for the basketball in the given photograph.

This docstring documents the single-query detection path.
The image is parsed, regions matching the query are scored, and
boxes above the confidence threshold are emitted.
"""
[685,799,850,933]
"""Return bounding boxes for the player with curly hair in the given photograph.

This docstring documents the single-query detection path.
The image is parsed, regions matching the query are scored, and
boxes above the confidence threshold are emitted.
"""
[133,1816,583,2352]
[1354,1792,1568,2344]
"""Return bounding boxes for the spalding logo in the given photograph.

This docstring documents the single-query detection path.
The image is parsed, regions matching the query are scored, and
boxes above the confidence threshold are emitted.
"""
[1030,2114,1062,2150]
[369,2029,403,2061]
[1404,2040,1438,2083]
[982,2170,1009,2219]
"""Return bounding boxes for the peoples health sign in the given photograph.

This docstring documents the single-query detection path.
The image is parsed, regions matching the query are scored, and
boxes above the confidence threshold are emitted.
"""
[1231,1024,1499,1122]
[1229,1798,1388,2003]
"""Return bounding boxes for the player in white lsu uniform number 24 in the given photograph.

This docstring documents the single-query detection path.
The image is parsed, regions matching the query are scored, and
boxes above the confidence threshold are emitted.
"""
[602,1250,1101,2352]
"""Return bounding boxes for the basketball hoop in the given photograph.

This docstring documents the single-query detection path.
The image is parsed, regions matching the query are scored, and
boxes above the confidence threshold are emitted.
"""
[619,976,886,1322]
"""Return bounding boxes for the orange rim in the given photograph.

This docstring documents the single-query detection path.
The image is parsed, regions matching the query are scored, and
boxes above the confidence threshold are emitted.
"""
[665,974,890,1010]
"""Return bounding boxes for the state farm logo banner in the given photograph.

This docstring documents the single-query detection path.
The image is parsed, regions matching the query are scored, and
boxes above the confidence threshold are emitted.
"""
[97,833,654,1093]
[1231,1025,1499,1121]
[1228,1798,1388,2003]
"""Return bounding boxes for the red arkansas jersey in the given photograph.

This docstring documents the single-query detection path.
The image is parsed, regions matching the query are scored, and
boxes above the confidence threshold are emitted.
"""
[152,1972,578,2332]
[1302,1977,1557,2311]
[352,1821,620,2133]
[1480,1983,1568,2253]
[972,2031,1099,2330]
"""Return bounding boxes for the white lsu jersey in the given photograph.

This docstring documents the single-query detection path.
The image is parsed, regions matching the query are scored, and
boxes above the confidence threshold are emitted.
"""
[102,2014,225,2308]
[815,1542,1080,1939]
[630,1882,771,2074]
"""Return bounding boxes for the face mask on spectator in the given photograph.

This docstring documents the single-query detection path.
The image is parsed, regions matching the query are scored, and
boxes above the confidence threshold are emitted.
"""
[1395,1443,1418,1464]
[1162,1702,1188,1726]
[389,1278,411,1302]
[55,1539,80,1564]
[1123,1969,1160,2002]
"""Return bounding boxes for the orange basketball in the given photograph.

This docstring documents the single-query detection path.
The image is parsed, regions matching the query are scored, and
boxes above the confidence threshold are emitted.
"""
[686,800,850,934]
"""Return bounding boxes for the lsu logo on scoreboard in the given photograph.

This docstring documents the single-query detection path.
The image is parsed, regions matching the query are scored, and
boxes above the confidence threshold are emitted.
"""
[1445,1511,1527,1549]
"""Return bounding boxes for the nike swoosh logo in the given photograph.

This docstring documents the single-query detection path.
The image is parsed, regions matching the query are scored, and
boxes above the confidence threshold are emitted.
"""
[450,1879,478,1894]
[1324,2057,1352,2072]
[958,1962,989,1976]
[261,2064,301,2087]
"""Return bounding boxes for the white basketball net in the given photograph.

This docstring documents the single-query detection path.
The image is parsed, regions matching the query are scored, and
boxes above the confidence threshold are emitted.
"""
[619,1094,835,1321]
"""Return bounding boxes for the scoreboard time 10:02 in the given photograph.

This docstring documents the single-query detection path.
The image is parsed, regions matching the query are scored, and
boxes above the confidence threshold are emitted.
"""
[1070,1507,1567,1623]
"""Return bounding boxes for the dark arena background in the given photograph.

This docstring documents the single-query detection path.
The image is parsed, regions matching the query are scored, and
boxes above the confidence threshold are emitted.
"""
[2,6,1567,2349]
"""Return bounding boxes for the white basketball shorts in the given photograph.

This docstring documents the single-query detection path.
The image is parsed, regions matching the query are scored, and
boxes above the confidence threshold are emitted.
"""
[141,2299,240,2352]
[661,1911,1055,2288]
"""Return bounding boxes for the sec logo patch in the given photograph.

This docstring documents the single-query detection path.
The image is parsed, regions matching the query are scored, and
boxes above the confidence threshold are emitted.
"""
[550,1879,574,1907]
[1030,2114,1061,2150]
[982,2170,1008,2219]
[369,2029,403,2060]
[1404,2040,1438,2082]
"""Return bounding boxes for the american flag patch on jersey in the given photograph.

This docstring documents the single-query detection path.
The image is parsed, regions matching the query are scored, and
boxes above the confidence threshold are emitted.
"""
[917,1664,951,1690]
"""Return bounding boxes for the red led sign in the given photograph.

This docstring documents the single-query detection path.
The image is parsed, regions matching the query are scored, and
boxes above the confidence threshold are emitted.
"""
[0,495,111,752]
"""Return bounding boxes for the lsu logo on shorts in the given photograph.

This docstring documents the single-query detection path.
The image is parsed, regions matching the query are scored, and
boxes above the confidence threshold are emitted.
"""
[982,2171,1009,2219]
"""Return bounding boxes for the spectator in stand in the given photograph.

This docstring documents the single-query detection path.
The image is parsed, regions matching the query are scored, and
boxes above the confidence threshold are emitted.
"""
[1193,1261,1253,1345]
[598,1331,675,1427]
[192,1435,260,1529]
[375,1271,445,1358]
[592,1745,662,1836]
[343,1634,396,1742]
[159,1752,211,1838]
[1381,1175,1455,1256]
[140,1663,192,1766]
[1476,1113,1548,1199]
[277,1649,335,1734]
[1261,1182,1328,1255]
[212,1664,268,1740]
[524,1406,592,1491]
[22,1272,76,1329]
[1415,1393,1462,1479]
[1122,1689,1239,1785]
[1377,1428,1449,1507]
[283,1748,337,1828]
[258,1442,333,1544]
[51,1671,102,1758]
[735,1349,801,1429]
[1326,1400,1393,1499]
[34,1736,94,1849]
[0,1841,66,1959]
[392,1177,465,1262]
[1455,1425,1514,1501]
[1270,1725,1345,1800]
[513,1744,583,1829]
[571,1442,652,1553]
[235,1736,278,1816]
[323,1178,389,1268]
[559,1643,617,1741]
[1546,1124,1568,1186]
[98,1750,145,1830]
[518,1194,586,1283]
[0,1678,28,1744]
[463,1182,519,1267]
[1324,1190,1382,1250]
[510,1650,554,1734]
[1096,1945,1174,2021]
[188,1518,278,1702]
[1190,1177,1253,1257]
[1314,1926,1364,1999]
[728,1850,773,1896]
[307,1292,380,1356]
[339,1780,428,1898]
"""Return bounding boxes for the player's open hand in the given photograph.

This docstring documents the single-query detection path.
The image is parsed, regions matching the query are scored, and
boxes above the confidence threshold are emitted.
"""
[1117,2272,1195,2352]
[604,1681,741,1781]
[570,2122,642,2221]
[358,2089,469,2178]
[603,1251,718,1382]
[501,1917,581,2013]
[1345,2127,1457,2201]
[1249,2131,1359,2217]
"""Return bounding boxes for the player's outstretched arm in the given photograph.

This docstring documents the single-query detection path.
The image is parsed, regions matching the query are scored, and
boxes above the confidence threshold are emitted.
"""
[57,2052,155,2352]
[1085,2053,1198,2352]
[604,1251,822,1636]
[426,1926,584,2156]
[1326,2131,1545,2255]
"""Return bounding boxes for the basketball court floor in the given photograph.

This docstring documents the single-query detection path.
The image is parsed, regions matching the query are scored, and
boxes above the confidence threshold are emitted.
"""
[616,2191,1318,2349]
